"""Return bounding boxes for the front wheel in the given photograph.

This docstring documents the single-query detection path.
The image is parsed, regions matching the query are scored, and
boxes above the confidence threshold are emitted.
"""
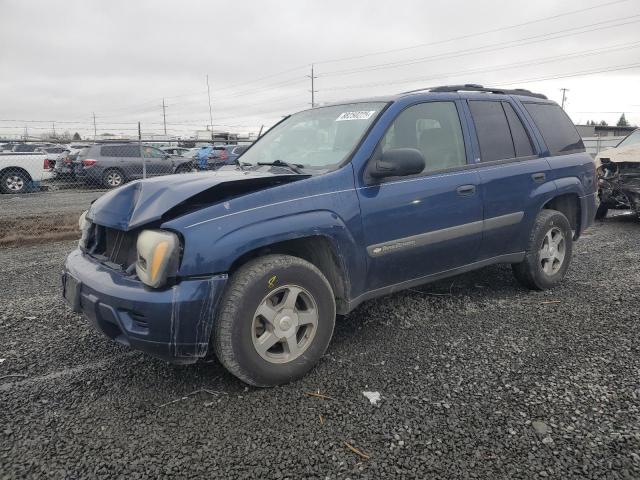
[512,209,573,290]
[213,255,336,387]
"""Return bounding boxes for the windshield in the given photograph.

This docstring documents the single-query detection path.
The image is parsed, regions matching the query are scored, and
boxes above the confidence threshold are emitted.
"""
[617,129,640,148]
[241,102,386,170]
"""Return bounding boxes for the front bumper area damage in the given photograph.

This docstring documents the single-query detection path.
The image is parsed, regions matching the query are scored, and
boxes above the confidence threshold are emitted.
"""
[63,249,227,363]
[597,160,640,215]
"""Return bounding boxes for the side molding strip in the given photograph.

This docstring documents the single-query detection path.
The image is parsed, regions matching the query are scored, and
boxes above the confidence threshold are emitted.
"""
[367,211,524,257]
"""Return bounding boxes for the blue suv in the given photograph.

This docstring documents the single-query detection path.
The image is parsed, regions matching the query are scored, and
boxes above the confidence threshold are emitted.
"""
[62,84,596,386]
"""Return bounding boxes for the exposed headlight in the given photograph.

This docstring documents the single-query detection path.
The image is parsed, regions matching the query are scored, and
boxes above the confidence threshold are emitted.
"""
[136,230,180,288]
[78,210,91,249]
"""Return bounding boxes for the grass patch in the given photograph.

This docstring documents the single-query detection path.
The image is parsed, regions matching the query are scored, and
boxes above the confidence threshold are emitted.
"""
[0,212,81,247]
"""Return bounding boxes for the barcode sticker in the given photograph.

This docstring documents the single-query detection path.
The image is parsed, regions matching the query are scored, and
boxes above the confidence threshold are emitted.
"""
[336,111,376,121]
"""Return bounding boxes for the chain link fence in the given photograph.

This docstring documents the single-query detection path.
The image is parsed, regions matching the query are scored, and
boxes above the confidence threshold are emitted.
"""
[0,140,252,194]
[0,139,249,246]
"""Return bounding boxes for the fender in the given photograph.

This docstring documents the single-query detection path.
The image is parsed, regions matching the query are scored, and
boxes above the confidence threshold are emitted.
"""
[553,176,588,198]
[178,210,366,300]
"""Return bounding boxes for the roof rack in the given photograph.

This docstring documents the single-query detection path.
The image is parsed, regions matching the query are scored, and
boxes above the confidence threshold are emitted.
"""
[402,84,548,100]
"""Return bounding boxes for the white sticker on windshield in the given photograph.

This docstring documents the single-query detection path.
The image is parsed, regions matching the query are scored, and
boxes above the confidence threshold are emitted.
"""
[336,110,376,121]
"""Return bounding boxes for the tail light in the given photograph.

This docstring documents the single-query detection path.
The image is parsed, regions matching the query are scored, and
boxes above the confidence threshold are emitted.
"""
[82,159,97,167]
[43,159,51,169]
[220,150,228,160]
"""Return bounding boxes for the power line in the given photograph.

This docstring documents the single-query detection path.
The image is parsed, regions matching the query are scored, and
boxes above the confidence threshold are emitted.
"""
[314,0,631,65]
[318,40,640,93]
[494,62,640,86]
[319,15,640,77]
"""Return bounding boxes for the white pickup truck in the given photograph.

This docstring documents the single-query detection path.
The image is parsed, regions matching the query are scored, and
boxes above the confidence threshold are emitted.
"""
[0,153,54,193]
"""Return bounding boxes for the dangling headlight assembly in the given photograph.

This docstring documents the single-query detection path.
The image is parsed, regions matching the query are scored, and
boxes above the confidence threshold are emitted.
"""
[135,230,180,288]
[78,210,91,249]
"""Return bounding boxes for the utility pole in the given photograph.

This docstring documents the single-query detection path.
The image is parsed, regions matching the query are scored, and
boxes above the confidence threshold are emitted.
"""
[307,64,318,108]
[560,88,569,109]
[93,113,97,140]
[206,75,214,141]
[162,98,167,135]
[139,122,146,179]
[52,121,56,138]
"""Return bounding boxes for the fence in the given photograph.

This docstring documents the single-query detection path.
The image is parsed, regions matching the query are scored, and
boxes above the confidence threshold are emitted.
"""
[0,140,251,194]
[582,136,623,157]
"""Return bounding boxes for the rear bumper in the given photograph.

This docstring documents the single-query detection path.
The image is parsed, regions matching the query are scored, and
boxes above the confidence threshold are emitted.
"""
[62,249,228,363]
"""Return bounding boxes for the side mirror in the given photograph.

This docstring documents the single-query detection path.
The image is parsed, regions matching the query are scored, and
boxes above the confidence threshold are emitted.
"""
[369,148,425,179]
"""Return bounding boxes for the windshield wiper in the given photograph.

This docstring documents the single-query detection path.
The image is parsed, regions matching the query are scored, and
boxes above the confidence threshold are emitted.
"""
[257,160,304,174]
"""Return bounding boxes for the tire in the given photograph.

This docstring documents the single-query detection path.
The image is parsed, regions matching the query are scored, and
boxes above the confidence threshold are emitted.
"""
[595,203,608,220]
[102,168,125,188]
[0,169,30,194]
[512,209,573,291]
[175,164,193,174]
[213,254,336,387]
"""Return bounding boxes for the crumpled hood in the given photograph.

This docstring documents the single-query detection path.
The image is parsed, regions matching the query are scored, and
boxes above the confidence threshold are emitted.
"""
[87,170,303,231]
[595,144,640,170]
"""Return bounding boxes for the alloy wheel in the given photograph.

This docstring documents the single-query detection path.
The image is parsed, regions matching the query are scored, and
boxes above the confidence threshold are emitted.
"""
[539,226,566,275]
[251,285,319,364]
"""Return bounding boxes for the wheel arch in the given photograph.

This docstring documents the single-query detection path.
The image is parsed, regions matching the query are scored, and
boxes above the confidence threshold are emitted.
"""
[0,166,33,193]
[0,166,33,181]
[228,234,351,314]
[542,192,581,239]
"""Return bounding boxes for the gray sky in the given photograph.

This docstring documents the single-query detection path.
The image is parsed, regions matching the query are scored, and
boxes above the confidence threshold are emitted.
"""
[1,0,639,138]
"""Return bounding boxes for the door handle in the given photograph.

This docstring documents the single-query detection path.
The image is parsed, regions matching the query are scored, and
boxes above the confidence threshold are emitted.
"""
[456,184,476,196]
[532,172,546,182]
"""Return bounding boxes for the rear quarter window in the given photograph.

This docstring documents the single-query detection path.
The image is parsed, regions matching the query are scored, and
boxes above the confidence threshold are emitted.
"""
[100,145,140,157]
[523,103,585,156]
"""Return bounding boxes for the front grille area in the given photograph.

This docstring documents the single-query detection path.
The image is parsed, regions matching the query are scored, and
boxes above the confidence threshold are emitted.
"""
[83,222,138,269]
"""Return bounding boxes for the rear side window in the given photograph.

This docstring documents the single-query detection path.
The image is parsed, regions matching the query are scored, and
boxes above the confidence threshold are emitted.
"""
[100,145,140,157]
[469,101,515,161]
[523,103,585,155]
[502,103,534,157]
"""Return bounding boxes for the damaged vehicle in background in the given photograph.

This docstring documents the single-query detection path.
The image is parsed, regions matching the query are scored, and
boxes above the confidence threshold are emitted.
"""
[594,129,640,219]
[62,84,596,387]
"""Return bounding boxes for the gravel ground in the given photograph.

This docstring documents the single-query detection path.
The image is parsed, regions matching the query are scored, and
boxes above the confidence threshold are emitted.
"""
[0,189,103,220]
[1,213,639,479]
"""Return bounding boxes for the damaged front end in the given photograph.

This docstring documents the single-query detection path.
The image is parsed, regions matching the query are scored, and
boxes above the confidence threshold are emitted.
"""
[63,170,309,363]
[597,159,640,216]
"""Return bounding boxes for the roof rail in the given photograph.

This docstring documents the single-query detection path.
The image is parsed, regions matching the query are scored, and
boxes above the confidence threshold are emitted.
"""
[401,84,548,100]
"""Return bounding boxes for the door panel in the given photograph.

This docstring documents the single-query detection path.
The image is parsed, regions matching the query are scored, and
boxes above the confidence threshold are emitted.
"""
[356,100,483,291]
[358,171,483,290]
[476,158,550,258]
[465,99,550,259]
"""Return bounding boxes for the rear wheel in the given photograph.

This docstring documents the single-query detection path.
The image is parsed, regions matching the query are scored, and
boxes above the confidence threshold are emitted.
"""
[512,209,573,290]
[213,254,336,387]
[0,169,30,194]
[175,164,194,174]
[102,168,125,188]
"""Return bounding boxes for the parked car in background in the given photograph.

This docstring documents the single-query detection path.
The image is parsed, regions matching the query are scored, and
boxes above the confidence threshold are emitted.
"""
[11,144,42,153]
[62,84,596,386]
[206,144,251,169]
[161,146,192,156]
[594,129,640,219]
[52,144,92,178]
[75,144,195,188]
[0,142,18,152]
[0,153,53,193]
